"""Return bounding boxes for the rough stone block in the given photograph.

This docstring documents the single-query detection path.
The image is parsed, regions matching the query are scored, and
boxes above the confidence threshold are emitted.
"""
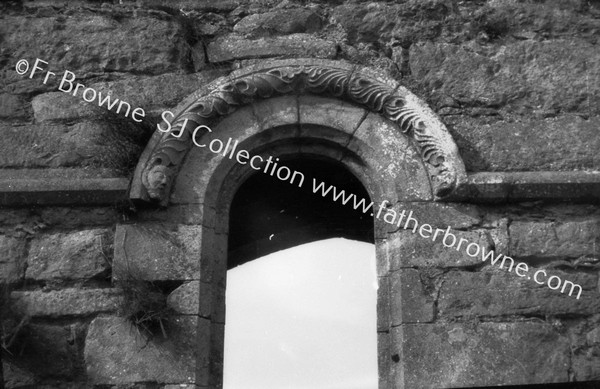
[113,223,201,281]
[396,202,482,229]
[167,280,204,315]
[447,115,600,172]
[87,70,225,117]
[376,202,482,237]
[26,229,110,281]
[139,0,240,11]
[234,9,322,35]
[11,288,122,317]
[0,93,28,119]
[390,268,435,325]
[383,228,492,270]
[85,315,200,385]
[509,220,600,261]
[6,322,86,377]
[0,121,144,169]
[39,207,119,228]
[410,40,600,115]
[2,362,37,388]
[438,269,600,318]
[32,92,102,122]
[396,322,570,387]
[207,33,337,63]
[1,14,190,91]
[0,235,27,282]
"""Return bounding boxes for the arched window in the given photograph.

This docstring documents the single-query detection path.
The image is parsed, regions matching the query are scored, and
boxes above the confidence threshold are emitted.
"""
[224,158,376,388]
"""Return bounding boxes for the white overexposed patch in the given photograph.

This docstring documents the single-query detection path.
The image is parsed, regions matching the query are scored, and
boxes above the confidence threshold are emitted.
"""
[223,238,377,389]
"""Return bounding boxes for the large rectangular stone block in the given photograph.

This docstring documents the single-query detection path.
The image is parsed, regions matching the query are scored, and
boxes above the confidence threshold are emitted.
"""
[438,269,600,318]
[113,223,202,281]
[26,228,110,282]
[381,228,492,271]
[85,315,203,385]
[207,34,336,62]
[509,220,600,261]
[395,322,570,388]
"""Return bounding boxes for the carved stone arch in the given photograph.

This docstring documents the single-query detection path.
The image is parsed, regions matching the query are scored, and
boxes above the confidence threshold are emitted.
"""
[130,59,466,206]
[123,59,467,388]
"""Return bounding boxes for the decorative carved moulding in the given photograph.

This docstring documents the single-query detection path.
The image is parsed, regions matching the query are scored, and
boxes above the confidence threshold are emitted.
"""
[130,59,466,205]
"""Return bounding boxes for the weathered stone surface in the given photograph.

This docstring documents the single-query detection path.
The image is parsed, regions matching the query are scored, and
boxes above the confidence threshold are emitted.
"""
[26,229,110,281]
[85,315,200,384]
[113,224,201,281]
[139,0,240,11]
[167,280,203,315]
[0,93,28,119]
[234,9,322,35]
[32,92,102,122]
[395,322,570,387]
[0,121,145,170]
[382,228,492,270]
[207,33,337,62]
[410,40,600,114]
[390,268,435,325]
[7,322,86,377]
[0,235,27,282]
[569,317,600,381]
[87,71,225,117]
[11,289,122,317]
[39,207,118,228]
[395,202,482,229]
[331,2,447,47]
[2,362,37,388]
[447,115,600,172]
[438,269,600,318]
[509,220,600,261]
[1,15,190,93]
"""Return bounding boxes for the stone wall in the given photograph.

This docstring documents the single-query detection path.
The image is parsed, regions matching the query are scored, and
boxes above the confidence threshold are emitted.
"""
[0,0,599,388]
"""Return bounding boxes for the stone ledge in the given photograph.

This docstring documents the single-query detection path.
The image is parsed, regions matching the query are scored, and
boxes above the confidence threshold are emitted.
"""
[1,170,598,206]
[0,169,128,206]
[452,171,600,202]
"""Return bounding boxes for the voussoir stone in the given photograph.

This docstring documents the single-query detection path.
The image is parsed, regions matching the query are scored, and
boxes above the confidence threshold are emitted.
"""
[26,229,110,281]
[11,288,122,317]
[207,33,337,63]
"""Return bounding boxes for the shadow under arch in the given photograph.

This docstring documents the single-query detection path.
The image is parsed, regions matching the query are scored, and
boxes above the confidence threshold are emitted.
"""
[227,156,374,269]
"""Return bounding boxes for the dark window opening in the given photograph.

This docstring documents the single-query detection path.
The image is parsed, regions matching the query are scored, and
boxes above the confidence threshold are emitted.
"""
[228,157,374,269]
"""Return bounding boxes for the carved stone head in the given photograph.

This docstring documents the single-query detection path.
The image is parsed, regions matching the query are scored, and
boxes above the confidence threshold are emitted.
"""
[142,164,172,201]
